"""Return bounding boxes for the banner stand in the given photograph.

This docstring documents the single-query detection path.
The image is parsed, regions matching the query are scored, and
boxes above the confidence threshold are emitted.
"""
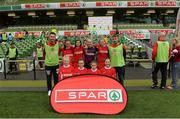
[3,59,6,79]
[33,59,36,80]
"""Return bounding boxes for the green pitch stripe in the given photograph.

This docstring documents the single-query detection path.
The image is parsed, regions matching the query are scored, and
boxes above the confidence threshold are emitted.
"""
[0,79,178,87]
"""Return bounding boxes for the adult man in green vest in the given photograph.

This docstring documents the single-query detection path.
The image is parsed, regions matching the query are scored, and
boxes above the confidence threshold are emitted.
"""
[151,33,170,89]
[108,34,126,85]
[44,32,60,96]
[6,42,18,73]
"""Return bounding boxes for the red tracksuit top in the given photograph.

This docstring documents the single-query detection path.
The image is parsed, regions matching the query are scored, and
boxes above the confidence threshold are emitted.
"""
[58,65,74,81]
[61,47,74,64]
[74,67,88,75]
[88,68,101,74]
[96,45,109,69]
[100,66,116,78]
[73,46,84,67]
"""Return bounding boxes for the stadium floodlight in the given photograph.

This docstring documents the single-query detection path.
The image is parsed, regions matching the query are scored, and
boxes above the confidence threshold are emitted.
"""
[143,13,150,16]
[67,11,75,15]
[126,10,134,14]
[28,12,36,16]
[166,10,174,14]
[8,12,15,17]
[86,11,94,15]
[49,15,56,17]
[147,10,156,14]
[161,13,168,16]
[32,16,39,18]
[107,10,115,14]
[46,11,55,16]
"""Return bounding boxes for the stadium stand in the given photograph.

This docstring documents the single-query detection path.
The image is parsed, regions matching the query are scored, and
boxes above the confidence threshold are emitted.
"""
[4,25,78,32]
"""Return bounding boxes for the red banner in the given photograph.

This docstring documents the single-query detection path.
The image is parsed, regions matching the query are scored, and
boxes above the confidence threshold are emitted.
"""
[24,4,47,9]
[127,1,149,7]
[60,2,80,8]
[51,75,127,114]
[64,31,90,36]
[96,1,117,6]
[155,1,176,6]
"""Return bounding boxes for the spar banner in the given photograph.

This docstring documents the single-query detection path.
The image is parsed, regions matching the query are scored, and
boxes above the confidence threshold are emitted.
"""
[51,75,128,114]
[21,3,58,9]
[0,58,4,73]
[155,0,176,7]
[127,1,150,7]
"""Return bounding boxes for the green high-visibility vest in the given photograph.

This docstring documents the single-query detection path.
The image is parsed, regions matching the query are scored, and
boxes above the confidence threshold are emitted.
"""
[37,47,43,58]
[155,41,169,63]
[2,34,7,41]
[44,43,59,66]
[8,48,16,58]
[109,44,125,67]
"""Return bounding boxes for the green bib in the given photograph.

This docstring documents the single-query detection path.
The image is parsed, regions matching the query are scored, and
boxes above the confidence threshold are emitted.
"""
[9,48,16,58]
[37,47,43,58]
[155,41,169,63]
[2,34,7,40]
[45,43,59,66]
[109,44,125,67]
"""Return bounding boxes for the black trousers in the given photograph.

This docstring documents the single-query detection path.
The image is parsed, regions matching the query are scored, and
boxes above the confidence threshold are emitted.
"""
[115,66,125,85]
[38,57,43,68]
[45,65,59,91]
[152,62,168,87]
[9,58,17,72]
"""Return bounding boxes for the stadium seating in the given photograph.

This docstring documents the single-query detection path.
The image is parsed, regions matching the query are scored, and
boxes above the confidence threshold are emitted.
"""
[5,25,78,32]
[113,24,166,29]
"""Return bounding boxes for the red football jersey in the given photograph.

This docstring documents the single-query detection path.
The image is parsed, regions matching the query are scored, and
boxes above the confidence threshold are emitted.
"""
[100,66,116,79]
[88,69,101,75]
[96,45,109,69]
[73,46,84,67]
[61,47,74,64]
[58,65,74,80]
[74,67,88,75]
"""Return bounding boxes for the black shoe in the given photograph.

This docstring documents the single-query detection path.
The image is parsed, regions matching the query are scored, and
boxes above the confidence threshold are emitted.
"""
[159,86,165,89]
[151,84,158,89]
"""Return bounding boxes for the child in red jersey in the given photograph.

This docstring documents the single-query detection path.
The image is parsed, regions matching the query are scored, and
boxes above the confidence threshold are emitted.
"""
[73,40,84,67]
[96,38,109,69]
[100,58,116,78]
[58,56,74,81]
[74,59,88,75]
[88,61,101,74]
[61,40,74,65]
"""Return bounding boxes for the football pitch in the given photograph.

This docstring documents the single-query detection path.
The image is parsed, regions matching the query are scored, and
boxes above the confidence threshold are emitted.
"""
[0,90,180,118]
[0,79,180,118]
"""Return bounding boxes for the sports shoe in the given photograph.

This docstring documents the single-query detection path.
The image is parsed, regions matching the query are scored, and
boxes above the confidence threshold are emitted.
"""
[151,84,158,89]
[48,90,51,96]
[159,86,165,89]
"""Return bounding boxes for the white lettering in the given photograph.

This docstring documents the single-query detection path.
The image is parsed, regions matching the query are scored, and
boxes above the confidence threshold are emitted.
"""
[68,92,76,99]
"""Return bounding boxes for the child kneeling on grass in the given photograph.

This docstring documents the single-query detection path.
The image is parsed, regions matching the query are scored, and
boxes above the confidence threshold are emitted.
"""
[100,58,116,79]
[58,56,74,81]
[88,60,101,74]
[74,59,88,75]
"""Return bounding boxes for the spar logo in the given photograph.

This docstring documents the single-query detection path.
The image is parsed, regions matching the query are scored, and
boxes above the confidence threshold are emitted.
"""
[55,89,123,103]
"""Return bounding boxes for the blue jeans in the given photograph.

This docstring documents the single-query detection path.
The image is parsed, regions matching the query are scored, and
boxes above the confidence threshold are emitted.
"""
[172,62,180,89]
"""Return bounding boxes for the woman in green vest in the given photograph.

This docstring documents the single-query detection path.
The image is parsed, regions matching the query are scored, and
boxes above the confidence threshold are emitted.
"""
[44,32,60,96]
[6,42,18,74]
[151,33,170,89]
[108,34,126,85]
